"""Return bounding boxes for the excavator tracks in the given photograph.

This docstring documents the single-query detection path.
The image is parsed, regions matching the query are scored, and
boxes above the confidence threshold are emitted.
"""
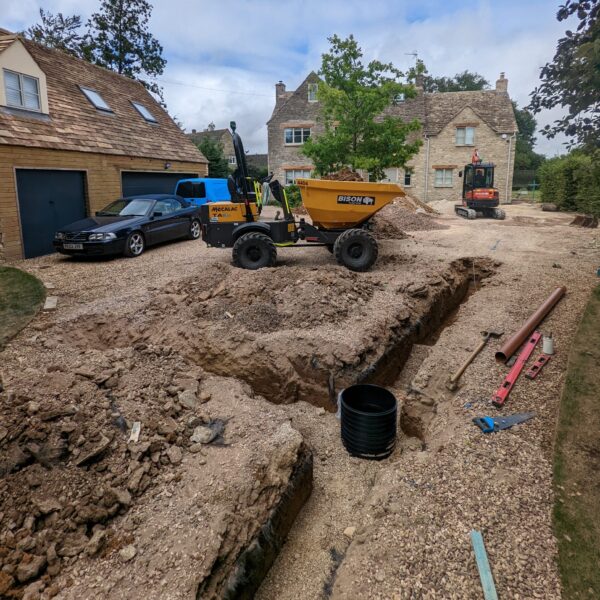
[454,205,506,220]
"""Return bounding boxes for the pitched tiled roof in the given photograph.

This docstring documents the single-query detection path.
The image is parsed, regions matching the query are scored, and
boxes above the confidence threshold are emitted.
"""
[0,34,16,54]
[0,36,206,163]
[424,90,517,134]
[384,89,517,135]
[274,72,517,136]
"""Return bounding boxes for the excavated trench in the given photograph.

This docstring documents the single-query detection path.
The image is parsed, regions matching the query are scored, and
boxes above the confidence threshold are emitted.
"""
[58,257,495,598]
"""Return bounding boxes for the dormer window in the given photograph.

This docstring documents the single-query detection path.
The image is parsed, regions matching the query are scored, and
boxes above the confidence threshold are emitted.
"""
[132,101,157,123]
[80,86,112,112]
[308,83,318,102]
[3,69,41,111]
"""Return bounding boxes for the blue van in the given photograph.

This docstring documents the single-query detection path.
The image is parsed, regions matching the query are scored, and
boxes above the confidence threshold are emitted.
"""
[174,178,231,206]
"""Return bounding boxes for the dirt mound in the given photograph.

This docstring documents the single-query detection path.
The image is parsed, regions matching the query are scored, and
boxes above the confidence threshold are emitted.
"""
[321,168,363,182]
[372,201,447,237]
[0,335,309,599]
[162,264,376,333]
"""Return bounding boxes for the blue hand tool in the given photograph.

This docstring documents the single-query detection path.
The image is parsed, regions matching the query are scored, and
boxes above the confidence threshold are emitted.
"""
[472,412,535,433]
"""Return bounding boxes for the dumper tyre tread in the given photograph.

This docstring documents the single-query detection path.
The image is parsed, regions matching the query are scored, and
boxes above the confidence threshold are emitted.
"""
[232,232,277,270]
[333,228,378,272]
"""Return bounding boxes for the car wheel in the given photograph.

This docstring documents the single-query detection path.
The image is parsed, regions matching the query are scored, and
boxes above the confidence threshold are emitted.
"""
[232,232,277,270]
[188,219,201,240]
[124,231,145,258]
[333,228,378,272]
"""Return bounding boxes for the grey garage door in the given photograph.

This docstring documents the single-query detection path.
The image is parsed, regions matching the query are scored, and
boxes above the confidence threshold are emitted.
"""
[121,171,198,197]
[16,169,87,259]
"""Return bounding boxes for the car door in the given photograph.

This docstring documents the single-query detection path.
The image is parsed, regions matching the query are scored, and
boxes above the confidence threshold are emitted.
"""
[148,198,186,244]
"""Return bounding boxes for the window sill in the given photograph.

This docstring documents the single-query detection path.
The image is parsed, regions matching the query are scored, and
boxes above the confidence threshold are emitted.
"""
[455,144,475,147]
[434,185,454,188]
[284,143,306,147]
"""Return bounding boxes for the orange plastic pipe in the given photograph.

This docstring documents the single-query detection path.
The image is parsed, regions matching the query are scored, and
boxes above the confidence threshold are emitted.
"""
[495,286,566,363]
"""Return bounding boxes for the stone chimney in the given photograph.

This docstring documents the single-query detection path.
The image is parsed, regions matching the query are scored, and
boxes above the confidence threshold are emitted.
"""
[191,129,197,134]
[415,73,425,89]
[275,81,286,105]
[495,72,508,93]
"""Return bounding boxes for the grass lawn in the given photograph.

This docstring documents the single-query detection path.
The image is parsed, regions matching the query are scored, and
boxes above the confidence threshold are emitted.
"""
[0,266,46,349]
[554,284,600,599]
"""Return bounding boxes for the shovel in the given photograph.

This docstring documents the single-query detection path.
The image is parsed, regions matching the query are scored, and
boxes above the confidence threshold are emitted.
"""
[447,329,504,391]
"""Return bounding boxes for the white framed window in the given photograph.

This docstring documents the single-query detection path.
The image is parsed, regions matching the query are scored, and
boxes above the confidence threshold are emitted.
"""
[80,86,112,112]
[228,155,236,164]
[404,168,413,187]
[3,69,41,111]
[284,127,311,145]
[434,168,453,187]
[455,126,475,145]
[131,101,157,123]
[285,169,311,185]
[308,83,318,102]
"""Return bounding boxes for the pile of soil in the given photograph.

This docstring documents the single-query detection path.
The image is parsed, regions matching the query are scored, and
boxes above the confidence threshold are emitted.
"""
[0,327,307,599]
[321,169,363,182]
[161,263,377,333]
[372,201,447,238]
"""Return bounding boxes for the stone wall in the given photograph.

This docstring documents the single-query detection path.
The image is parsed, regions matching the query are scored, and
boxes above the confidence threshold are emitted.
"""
[267,73,322,183]
[382,107,515,204]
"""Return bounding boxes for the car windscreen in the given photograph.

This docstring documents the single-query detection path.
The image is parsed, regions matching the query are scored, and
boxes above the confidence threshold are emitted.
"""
[97,199,152,217]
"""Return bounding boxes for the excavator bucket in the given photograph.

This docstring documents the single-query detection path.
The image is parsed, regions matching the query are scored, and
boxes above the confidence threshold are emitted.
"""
[296,179,404,230]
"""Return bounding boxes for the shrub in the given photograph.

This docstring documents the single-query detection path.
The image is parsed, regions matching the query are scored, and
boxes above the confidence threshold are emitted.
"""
[284,184,303,208]
[539,152,600,216]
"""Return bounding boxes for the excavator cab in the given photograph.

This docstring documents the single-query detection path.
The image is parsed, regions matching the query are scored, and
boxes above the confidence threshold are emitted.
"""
[455,162,505,220]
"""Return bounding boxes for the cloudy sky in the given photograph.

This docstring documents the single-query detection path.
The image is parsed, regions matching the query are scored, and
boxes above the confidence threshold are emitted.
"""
[3,0,571,155]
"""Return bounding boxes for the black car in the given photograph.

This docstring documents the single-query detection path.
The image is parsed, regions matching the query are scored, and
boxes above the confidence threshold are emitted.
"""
[53,194,202,258]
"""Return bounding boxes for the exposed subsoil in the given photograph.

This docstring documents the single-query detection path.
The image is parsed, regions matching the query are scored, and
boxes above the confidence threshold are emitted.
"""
[1,201,598,599]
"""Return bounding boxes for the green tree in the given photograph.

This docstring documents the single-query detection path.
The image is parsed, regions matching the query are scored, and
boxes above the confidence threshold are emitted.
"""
[86,0,166,100]
[196,138,229,178]
[529,0,600,149]
[424,70,490,93]
[302,35,421,181]
[512,101,546,170]
[24,9,86,58]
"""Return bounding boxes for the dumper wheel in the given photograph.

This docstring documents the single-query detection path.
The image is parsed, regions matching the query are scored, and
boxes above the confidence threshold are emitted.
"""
[232,232,277,270]
[333,229,378,272]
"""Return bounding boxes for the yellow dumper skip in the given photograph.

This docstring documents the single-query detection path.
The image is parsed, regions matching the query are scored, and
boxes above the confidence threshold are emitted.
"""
[296,178,405,230]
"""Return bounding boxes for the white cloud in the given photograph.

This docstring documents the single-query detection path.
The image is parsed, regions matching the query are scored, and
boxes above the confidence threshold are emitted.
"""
[3,0,573,155]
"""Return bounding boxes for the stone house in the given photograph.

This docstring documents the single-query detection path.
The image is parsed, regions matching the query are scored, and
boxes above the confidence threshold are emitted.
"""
[188,124,237,169]
[267,72,517,203]
[0,29,207,260]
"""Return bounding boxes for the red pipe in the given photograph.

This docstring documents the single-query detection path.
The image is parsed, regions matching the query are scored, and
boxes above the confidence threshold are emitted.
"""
[495,286,566,363]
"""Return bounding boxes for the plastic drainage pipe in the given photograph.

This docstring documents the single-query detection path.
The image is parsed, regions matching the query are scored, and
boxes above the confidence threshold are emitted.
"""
[340,384,397,460]
[495,286,566,363]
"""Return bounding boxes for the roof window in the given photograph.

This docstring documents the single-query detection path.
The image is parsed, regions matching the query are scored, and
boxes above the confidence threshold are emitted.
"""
[80,86,112,112]
[132,101,157,123]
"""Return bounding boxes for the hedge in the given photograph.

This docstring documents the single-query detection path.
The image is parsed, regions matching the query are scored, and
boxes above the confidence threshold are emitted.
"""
[539,152,600,216]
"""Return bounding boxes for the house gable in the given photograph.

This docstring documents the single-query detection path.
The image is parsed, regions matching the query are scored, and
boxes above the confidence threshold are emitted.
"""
[268,71,321,124]
[0,38,49,114]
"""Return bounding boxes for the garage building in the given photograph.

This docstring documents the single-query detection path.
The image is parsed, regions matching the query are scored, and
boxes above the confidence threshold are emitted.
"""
[0,29,208,260]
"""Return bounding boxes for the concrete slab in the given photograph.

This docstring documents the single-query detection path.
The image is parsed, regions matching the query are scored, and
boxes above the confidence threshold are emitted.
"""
[43,296,58,310]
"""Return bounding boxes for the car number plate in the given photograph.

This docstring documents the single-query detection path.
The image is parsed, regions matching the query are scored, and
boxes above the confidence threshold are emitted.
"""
[63,243,83,250]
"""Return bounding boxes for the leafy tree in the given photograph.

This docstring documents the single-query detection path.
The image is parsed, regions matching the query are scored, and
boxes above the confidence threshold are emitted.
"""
[302,35,421,181]
[529,0,600,148]
[512,101,546,170]
[24,9,86,58]
[196,138,229,178]
[86,0,166,100]
[424,70,490,93]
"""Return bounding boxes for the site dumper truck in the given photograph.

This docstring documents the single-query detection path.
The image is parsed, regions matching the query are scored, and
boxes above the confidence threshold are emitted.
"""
[199,122,404,272]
